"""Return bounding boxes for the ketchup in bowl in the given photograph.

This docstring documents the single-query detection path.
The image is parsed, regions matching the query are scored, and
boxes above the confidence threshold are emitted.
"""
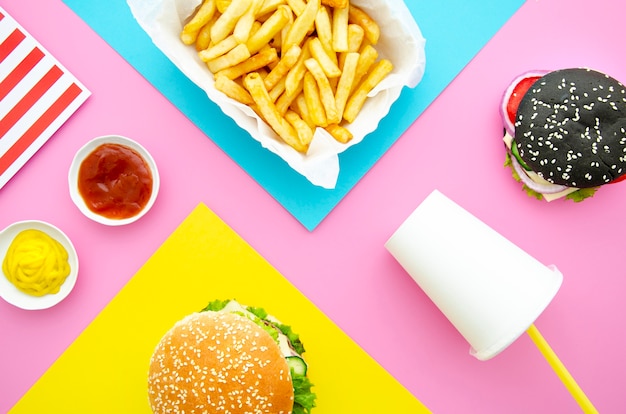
[77,143,153,220]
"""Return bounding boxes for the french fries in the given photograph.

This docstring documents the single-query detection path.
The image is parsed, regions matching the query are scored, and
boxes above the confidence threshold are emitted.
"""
[182,0,393,153]
[308,37,340,78]
[214,74,253,105]
[303,71,327,127]
[331,5,349,52]
[181,0,217,45]
[216,46,278,80]
[210,0,251,43]
[334,51,358,119]
[282,0,320,52]
[264,44,301,90]
[344,58,393,123]
[244,72,307,152]
[348,4,379,44]
[304,58,339,124]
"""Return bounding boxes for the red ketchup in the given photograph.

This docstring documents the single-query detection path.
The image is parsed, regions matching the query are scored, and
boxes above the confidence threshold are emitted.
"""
[77,143,153,219]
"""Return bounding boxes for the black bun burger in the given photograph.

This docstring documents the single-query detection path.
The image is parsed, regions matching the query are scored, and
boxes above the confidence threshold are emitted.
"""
[148,299,316,414]
[501,68,626,201]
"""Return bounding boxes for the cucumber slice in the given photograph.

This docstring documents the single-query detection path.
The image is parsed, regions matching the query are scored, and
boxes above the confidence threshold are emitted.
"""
[286,356,307,376]
[511,140,532,171]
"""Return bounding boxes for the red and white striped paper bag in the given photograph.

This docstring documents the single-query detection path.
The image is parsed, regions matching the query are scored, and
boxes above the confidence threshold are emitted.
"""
[0,7,90,190]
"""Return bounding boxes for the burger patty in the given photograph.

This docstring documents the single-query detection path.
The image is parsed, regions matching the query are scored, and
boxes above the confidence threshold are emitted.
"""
[515,68,626,188]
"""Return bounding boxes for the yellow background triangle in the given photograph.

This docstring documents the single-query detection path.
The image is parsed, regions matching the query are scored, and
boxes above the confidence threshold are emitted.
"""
[11,203,430,413]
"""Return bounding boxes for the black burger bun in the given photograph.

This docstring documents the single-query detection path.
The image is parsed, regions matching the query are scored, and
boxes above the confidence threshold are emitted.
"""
[515,68,626,188]
[148,311,294,414]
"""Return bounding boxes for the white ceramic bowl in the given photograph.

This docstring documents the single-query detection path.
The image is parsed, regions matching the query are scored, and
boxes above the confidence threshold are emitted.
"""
[68,135,159,226]
[0,220,79,310]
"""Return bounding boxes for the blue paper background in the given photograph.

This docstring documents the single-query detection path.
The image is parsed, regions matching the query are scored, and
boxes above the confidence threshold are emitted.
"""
[61,0,524,230]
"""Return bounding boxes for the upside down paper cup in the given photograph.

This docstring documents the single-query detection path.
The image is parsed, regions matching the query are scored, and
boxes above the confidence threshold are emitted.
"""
[385,190,563,360]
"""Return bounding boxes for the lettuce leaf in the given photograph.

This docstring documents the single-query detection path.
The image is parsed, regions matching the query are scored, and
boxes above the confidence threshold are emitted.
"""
[247,306,268,319]
[292,373,317,414]
[275,323,306,355]
[565,187,598,202]
[201,299,231,312]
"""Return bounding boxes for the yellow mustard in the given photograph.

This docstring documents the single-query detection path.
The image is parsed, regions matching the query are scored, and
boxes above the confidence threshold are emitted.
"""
[2,229,71,297]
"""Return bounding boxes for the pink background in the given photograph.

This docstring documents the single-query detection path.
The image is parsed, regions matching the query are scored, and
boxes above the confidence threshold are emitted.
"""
[2,0,625,412]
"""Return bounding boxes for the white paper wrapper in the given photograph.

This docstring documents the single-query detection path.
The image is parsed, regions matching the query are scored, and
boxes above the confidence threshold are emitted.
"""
[385,190,563,360]
[127,0,426,188]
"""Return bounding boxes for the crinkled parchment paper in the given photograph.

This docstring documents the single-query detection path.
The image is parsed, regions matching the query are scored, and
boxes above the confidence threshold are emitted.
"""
[127,0,425,188]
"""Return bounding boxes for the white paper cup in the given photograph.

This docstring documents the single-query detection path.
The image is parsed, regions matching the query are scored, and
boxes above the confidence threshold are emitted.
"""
[385,190,562,360]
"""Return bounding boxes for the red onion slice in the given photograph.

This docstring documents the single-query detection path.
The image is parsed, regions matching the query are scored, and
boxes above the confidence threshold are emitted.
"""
[500,70,549,136]
[509,150,570,194]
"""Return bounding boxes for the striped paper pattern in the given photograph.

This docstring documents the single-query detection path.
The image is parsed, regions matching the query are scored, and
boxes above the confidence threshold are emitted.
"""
[0,7,90,190]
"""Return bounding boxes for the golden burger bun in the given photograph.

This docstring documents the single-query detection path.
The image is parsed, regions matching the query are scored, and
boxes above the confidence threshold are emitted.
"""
[148,311,294,413]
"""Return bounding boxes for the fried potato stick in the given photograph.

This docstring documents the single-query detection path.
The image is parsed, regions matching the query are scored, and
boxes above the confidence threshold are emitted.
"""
[331,4,349,52]
[216,0,231,13]
[285,38,312,96]
[343,58,393,123]
[207,43,251,73]
[285,109,313,147]
[268,75,287,102]
[286,0,306,16]
[322,0,347,8]
[258,0,287,16]
[275,77,303,115]
[181,0,217,45]
[214,74,254,105]
[233,0,264,43]
[314,6,334,56]
[246,5,292,54]
[293,93,315,128]
[195,18,216,51]
[351,44,378,92]
[264,44,301,90]
[244,72,307,152]
[211,0,251,44]
[334,51,358,120]
[303,71,327,127]
[308,37,341,78]
[304,57,339,124]
[216,47,278,80]
[198,35,238,62]
[338,23,364,68]
[283,0,320,51]
[279,8,294,56]
[348,4,380,45]
[325,123,353,143]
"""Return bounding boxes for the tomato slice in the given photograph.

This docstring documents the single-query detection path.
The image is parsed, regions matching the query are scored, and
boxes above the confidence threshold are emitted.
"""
[506,76,541,125]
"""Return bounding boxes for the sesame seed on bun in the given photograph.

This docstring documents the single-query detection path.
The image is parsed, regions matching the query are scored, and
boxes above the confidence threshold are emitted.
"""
[515,68,626,188]
[148,311,294,414]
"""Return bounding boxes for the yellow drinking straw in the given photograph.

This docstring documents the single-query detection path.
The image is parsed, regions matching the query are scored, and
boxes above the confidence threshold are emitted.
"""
[526,324,598,413]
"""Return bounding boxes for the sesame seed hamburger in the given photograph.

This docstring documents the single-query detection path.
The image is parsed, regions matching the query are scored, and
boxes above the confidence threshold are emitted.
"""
[148,299,316,414]
[501,68,626,201]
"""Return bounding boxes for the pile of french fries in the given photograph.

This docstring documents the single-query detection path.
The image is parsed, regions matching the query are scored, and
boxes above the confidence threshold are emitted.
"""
[181,0,393,153]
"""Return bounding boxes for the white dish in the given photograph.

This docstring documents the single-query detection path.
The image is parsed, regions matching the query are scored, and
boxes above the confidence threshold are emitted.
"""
[0,220,79,310]
[68,135,160,226]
